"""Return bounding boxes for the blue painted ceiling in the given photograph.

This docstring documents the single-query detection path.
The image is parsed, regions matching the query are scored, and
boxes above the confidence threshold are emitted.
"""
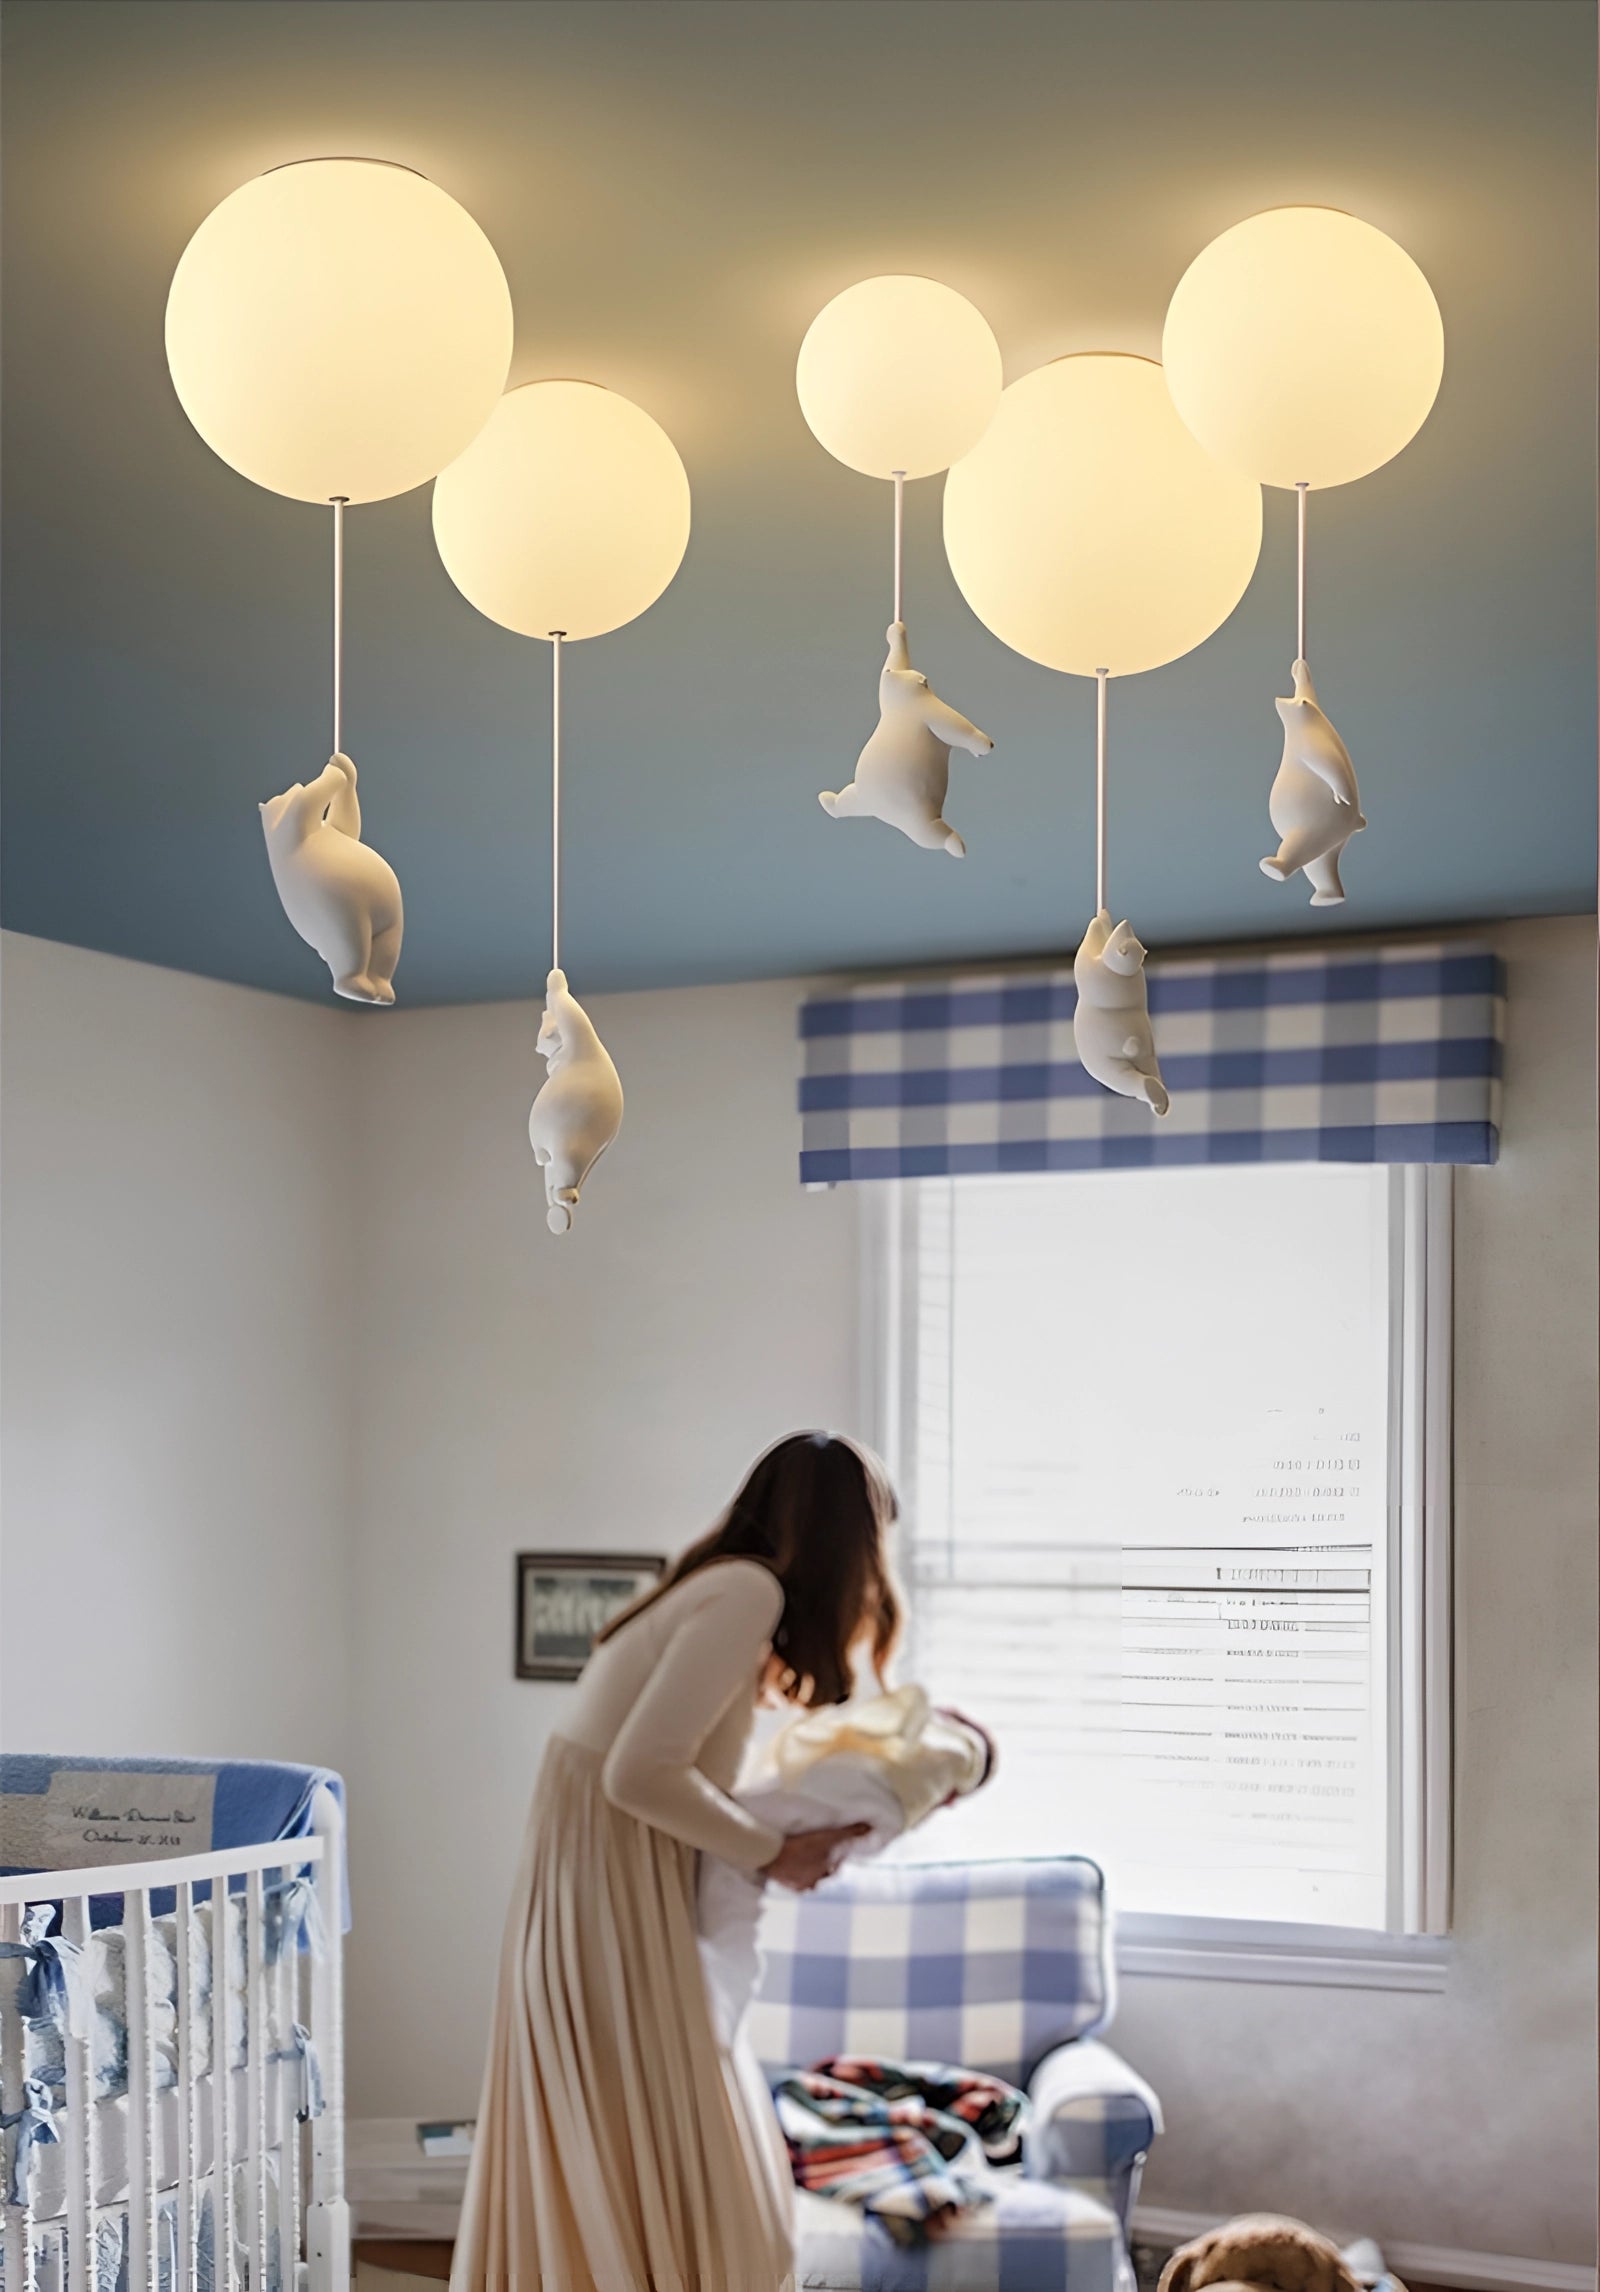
[2,0,1594,1006]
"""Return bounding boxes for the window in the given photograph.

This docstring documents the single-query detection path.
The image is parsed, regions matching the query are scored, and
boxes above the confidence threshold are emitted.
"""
[867,1163,1451,1940]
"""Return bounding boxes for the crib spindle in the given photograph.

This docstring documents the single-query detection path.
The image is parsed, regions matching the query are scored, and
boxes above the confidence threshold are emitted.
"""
[271,1872,299,2292]
[244,1874,267,2292]
[209,1886,235,2292]
[0,1899,38,2292]
[61,1897,94,2292]
[175,1882,197,2292]
[305,1790,348,2292]
[123,1889,158,2292]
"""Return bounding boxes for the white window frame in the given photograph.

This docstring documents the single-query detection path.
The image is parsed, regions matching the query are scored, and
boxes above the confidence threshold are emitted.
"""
[858,1163,1455,1992]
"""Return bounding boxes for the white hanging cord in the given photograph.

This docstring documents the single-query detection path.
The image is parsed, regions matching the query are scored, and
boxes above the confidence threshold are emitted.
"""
[1095,668,1109,915]
[549,631,566,976]
[892,471,906,624]
[1296,481,1308,662]
[330,497,348,755]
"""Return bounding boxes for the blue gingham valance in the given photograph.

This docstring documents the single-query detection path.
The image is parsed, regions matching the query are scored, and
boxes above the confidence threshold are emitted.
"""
[798,940,1503,1183]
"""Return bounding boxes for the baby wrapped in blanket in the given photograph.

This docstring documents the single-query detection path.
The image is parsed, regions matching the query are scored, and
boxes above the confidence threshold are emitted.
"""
[698,1684,993,2047]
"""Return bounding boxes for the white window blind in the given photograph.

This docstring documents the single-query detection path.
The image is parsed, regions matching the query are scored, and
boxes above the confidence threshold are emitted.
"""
[874,1163,1450,1934]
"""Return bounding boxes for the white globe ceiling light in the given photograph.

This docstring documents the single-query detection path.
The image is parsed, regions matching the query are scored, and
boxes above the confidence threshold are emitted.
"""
[165,157,514,505]
[942,352,1262,680]
[1161,208,1439,906]
[797,275,1003,857]
[796,274,1003,482]
[165,157,515,1007]
[431,379,694,1233]
[1161,205,1443,493]
[431,380,690,644]
[944,352,1265,1119]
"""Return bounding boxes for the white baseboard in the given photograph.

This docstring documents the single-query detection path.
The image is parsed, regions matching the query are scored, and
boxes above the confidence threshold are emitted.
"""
[1132,2206,1597,2292]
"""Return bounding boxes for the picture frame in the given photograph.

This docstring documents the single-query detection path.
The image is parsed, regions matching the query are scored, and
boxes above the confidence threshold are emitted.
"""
[515,1551,666,1682]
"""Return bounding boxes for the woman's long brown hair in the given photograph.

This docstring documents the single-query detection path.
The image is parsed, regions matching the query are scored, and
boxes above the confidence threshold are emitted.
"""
[594,1431,902,1707]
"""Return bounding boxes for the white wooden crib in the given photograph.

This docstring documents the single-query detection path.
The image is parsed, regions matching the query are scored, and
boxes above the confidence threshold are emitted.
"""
[0,1781,348,2292]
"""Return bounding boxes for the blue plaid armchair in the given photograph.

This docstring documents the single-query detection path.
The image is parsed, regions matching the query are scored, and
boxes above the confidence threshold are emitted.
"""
[747,1857,1161,2292]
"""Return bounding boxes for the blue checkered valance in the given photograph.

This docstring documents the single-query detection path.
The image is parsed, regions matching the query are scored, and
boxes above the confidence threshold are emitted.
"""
[798,939,1503,1184]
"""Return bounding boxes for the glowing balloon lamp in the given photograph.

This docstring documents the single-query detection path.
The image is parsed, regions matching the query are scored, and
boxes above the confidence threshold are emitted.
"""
[1161,205,1443,493]
[943,352,1262,679]
[796,274,1002,483]
[431,379,690,645]
[165,157,514,1008]
[1161,208,1439,909]
[432,380,693,1232]
[796,275,1002,857]
[166,157,514,506]
[944,352,1263,1120]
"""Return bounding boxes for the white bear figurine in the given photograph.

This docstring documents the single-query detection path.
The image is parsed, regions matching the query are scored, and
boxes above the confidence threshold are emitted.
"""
[1073,908,1170,1117]
[819,621,993,856]
[260,752,403,1004]
[1260,658,1366,906]
[528,969,624,1235]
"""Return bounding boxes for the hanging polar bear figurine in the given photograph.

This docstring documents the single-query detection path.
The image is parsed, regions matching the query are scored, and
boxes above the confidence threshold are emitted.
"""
[1260,658,1366,906]
[259,751,403,1004]
[819,621,993,855]
[1073,908,1170,1117]
[528,968,624,1235]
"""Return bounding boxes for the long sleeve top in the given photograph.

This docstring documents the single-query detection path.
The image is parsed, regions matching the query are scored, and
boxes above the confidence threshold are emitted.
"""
[558,1556,787,1871]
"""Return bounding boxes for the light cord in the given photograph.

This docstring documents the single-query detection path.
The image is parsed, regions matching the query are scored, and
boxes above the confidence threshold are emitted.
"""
[550,631,565,976]
[330,497,348,756]
[1296,481,1308,662]
[1095,668,1109,915]
[892,471,906,625]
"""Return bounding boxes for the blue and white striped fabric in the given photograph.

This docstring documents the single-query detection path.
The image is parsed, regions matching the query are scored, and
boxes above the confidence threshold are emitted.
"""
[748,1858,1112,2092]
[798,940,1503,1184]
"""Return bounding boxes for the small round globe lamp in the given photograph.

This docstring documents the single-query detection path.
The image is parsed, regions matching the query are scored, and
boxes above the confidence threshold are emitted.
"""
[432,379,693,1232]
[1162,206,1444,905]
[797,276,1003,856]
[166,157,515,1001]
[944,351,1264,1116]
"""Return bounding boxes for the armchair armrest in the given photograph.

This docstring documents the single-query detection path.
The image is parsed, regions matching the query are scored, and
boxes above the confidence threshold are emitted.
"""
[1025,2039,1163,2226]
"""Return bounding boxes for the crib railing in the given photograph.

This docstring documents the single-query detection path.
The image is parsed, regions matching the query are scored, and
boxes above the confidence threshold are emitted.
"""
[0,1786,348,2292]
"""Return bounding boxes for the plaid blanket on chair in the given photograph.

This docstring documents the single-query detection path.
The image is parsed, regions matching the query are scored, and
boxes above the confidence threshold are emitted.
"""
[773,2055,1028,2244]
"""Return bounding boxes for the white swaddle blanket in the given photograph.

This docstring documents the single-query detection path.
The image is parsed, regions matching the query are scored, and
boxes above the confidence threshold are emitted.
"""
[697,1684,988,2048]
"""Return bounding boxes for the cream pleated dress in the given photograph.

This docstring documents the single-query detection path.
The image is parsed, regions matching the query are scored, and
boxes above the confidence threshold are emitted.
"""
[451,1557,797,2292]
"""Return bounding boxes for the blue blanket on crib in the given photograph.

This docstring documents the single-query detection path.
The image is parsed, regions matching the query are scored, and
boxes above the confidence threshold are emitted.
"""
[0,1756,348,1929]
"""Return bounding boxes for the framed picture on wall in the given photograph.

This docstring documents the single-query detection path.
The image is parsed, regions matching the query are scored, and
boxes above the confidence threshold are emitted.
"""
[515,1551,666,1682]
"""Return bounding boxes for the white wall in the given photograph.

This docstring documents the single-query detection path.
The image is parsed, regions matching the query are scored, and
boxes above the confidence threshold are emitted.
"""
[0,931,354,1770]
[342,978,858,2118]
[2,917,1593,2266]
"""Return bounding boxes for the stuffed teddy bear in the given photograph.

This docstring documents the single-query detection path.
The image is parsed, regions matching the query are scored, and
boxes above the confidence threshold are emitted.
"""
[527,969,623,1234]
[819,620,993,855]
[1072,908,1170,1116]
[1260,659,1366,907]
[259,752,403,1004]
[1158,2214,1404,2292]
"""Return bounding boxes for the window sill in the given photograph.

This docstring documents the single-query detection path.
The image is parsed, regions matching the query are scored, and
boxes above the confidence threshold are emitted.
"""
[1115,1911,1451,1992]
